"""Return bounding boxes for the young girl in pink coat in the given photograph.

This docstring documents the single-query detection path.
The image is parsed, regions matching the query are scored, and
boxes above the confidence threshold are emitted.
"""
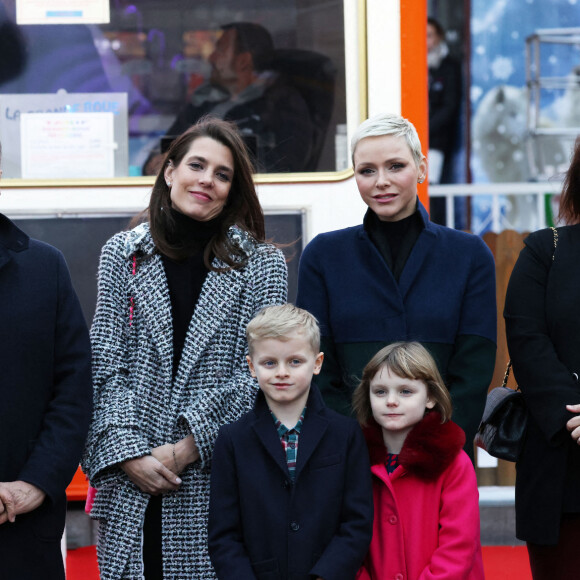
[353,342,484,580]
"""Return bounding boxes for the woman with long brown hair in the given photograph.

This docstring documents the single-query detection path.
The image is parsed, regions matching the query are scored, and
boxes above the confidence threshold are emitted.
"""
[83,117,287,579]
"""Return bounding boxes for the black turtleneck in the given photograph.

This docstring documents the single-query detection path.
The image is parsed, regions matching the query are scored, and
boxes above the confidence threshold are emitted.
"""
[363,203,424,282]
[161,208,223,376]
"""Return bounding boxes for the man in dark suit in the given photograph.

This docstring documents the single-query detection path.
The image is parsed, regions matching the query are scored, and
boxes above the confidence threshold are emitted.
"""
[0,141,92,579]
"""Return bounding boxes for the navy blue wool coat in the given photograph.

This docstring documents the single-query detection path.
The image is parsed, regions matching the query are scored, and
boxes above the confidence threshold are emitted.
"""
[297,202,497,458]
[209,385,373,580]
[0,214,92,579]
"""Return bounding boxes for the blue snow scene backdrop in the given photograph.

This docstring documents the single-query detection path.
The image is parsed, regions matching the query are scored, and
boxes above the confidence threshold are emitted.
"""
[469,0,580,234]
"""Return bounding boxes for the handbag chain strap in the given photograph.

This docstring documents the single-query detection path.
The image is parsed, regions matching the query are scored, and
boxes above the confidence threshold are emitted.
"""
[505,227,558,389]
[551,226,558,260]
[501,360,512,388]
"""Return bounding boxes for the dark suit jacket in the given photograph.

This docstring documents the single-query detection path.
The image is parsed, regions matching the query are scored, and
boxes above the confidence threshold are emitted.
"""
[208,385,373,580]
[505,225,580,544]
[0,214,92,579]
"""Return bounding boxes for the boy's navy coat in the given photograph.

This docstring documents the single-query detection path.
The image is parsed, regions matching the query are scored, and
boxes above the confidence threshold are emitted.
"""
[209,384,373,580]
[0,214,92,579]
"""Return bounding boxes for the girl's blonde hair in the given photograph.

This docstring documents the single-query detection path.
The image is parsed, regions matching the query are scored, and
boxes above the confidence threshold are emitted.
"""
[352,342,453,426]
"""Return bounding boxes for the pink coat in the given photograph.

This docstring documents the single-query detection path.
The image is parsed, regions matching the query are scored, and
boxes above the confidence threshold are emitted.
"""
[357,412,484,580]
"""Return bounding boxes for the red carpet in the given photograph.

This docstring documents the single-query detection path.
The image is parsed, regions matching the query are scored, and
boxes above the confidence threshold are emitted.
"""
[66,545,532,579]
[66,546,100,580]
[482,546,532,579]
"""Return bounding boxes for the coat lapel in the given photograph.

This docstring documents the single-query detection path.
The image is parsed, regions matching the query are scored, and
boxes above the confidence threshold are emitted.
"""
[131,252,174,382]
[252,408,290,477]
[294,410,329,480]
[293,387,329,480]
[0,214,28,271]
[0,244,11,271]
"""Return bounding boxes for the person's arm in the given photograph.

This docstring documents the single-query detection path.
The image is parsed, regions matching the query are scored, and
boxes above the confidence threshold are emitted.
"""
[417,452,482,580]
[505,229,580,444]
[18,250,93,501]
[82,235,152,487]
[208,426,258,580]
[178,246,288,470]
[297,237,351,414]
[445,237,496,452]
[310,422,374,580]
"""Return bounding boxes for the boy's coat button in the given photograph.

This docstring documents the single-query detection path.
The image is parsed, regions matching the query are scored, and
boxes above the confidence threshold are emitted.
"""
[289,521,300,532]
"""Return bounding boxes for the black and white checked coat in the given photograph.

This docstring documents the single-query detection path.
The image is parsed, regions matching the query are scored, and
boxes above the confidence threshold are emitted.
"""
[82,223,287,579]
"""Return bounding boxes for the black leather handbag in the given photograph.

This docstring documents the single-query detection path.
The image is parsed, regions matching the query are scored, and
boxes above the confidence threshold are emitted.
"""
[475,361,527,462]
[475,227,559,462]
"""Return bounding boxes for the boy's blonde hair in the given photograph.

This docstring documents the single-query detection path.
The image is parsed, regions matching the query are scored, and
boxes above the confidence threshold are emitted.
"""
[352,342,453,426]
[246,304,320,356]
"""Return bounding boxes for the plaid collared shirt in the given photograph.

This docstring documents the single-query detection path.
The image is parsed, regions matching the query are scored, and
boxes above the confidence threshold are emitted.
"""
[271,408,307,481]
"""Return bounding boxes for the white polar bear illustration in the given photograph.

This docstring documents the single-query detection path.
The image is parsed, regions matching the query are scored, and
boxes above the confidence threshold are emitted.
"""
[472,84,573,230]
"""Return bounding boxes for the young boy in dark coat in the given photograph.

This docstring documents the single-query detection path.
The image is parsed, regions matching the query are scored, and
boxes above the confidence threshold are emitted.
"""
[209,304,373,580]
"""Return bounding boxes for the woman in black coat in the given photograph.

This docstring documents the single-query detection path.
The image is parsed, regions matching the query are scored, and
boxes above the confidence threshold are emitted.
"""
[505,138,580,579]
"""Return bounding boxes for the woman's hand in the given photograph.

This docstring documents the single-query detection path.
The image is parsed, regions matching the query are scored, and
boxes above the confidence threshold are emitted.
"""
[566,404,580,443]
[151,435,200,475]
[121,455,182,495]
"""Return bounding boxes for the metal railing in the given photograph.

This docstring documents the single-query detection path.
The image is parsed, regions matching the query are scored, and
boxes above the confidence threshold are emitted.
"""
[429,181,564,234]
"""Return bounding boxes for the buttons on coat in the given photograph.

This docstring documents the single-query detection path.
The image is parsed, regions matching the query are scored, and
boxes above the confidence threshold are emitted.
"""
[289,521,300,532]
[388,515,398,525]
[394,574,404,580]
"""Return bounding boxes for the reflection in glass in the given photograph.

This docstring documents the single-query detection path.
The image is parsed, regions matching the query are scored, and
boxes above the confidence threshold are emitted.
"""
[0,0,346,178]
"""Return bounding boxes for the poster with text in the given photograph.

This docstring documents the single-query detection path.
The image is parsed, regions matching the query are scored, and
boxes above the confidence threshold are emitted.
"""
[20,112,115,178]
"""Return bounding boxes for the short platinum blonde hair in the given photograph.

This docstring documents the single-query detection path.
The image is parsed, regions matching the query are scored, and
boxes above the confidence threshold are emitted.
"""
[352,342,453,426]
[351,113,424,167]
[246,304,321,356]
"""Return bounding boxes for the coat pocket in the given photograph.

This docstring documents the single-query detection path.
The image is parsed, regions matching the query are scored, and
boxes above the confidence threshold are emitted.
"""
[309,453,342,470]
[252,557,281,580]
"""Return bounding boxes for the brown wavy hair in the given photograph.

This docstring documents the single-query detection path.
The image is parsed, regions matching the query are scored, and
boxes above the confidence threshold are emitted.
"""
[148,116,265,270]
[558,137,580,225]
[352,342,453,426]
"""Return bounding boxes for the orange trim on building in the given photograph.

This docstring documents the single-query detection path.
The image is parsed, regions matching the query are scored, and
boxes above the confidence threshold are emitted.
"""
[400,0,429,210]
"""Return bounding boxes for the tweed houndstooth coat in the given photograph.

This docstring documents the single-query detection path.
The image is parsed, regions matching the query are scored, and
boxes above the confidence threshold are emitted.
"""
[82,223,287,579]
